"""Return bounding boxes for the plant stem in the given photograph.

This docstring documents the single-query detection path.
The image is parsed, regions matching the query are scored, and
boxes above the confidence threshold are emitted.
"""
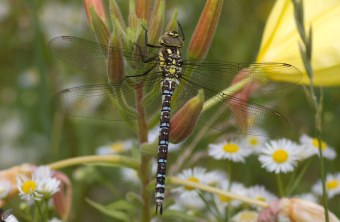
[135,86,151,222]
[276,173,285,197]
[169,177,268,208]
[47,155,139,170]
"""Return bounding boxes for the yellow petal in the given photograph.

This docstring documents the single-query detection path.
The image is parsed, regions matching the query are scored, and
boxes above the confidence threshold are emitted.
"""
[257,0,340,86]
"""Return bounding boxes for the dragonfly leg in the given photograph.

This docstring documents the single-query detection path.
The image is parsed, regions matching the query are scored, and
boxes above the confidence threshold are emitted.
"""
[134,42,158,63]
[141,25,162,48]
[177,21,185,41]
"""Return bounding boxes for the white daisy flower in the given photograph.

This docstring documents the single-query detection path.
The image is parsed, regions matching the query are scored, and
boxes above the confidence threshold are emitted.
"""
[170,194,205,211]
[209,140,251,162]
[37,177,60,198]
[300,134,336,160]
[173,167,207,198]
[48,218,62,222]
[241,129,267,154]
[205,170,228,187]
[231,210,259,222]
[17,175,42,201]
[215,180,248,208]
[247,185,277,206]
[258,139,301,174]
[0,179,12,199]
[312,173,340,198]
[34,166,53,180]
[96,140,133,155]
[120,168,140,185]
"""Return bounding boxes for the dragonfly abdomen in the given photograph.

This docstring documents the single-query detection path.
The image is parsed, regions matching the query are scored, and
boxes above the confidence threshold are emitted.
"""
[155,78,178,214]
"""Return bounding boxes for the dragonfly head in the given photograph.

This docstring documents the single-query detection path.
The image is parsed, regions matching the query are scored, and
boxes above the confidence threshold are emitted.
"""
[159,31,184,48]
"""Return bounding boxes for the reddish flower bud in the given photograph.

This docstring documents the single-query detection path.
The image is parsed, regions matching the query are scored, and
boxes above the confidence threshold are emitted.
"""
[188,0,224,59]
[83,0,107,29]
[109,0,127,35]
[53,172,73,221]
[135,0,151,20]
[91,7,110,46]
[107,33,125,83]
[148,0,165,44]
[170,90,204,143]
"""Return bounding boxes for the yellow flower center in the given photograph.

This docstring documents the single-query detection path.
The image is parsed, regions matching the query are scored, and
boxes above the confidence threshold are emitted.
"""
[184,176,199,191]
[111,143,124,152]
[311,138,327,150]
[326,180,339,190]
[272,149,288,163]
[218,194,231,203]
[21,180,37,194]
[256,196,266,201]
[238,211,258,221]
[249,137,259,146]
[223,143,239,153]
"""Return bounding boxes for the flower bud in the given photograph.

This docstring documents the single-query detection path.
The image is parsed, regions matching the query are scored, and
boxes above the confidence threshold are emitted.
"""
[135,0,151,20]
[169,90,204,143]
[148,0,165,44]
[188,0,224,59]
[91,7,110,46]
[165,9,178,32]
[258,198,340,222]
[83,0,107,29]
[53,172,72,221]
[109,0,127,34]
[107,32,125,83]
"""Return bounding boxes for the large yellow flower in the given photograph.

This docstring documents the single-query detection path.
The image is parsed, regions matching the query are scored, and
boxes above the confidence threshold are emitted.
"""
[257,0,340,86]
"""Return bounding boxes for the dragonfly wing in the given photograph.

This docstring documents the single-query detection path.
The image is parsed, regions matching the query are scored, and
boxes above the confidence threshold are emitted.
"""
[53,73,163,121]
[182,60,302,94]
[49,36,159,83]
[174,71,291,135]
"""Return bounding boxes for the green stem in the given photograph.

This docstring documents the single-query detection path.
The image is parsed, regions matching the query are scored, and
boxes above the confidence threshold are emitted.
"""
[317,131,329,221]
[226,161,233,222]
[47,155,139,170]
[135,86,151,222]
[35,200,44,222]
[170,177,268,208]
[276,173,285,197]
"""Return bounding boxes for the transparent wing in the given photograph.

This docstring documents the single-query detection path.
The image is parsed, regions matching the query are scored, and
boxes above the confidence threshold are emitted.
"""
[169,61,302,135]
[48,36,159,82]
[182,60,302,94]
[0,209,12,220]
[53,74,163,121]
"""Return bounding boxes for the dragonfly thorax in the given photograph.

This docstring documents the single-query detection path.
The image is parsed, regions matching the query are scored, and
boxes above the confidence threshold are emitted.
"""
[159,47,183,79]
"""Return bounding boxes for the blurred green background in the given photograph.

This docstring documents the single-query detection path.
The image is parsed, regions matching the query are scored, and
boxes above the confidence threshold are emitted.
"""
[1,0,339,220]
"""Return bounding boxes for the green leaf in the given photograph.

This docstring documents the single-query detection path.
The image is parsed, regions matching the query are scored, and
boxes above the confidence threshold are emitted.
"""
[107,200,135,211]
[86,198,130,222]
[161,209,202,221]
[139,140,158,156]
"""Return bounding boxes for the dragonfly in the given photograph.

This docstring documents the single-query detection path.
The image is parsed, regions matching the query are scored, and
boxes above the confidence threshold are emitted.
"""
[0,209,18,222]
[49,24,301,214]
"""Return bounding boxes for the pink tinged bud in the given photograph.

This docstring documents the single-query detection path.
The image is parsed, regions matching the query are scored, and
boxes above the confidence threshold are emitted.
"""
[91,7,110,46]
[165,9,178,32]
[53,172,73,221]
[83,0,107,29]
[258,198,340,222]
[109,0,127,35]
[107,33,125,83]
[135,0,151,20]
[169,90,204,143]
[128,0,138,31]
[188,0,224,60]
[147,0,165,44]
